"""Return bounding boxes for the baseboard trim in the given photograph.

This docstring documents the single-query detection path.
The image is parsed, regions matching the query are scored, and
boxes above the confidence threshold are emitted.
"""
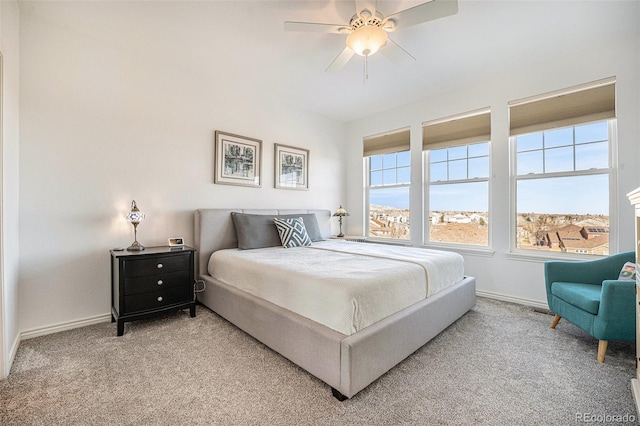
[13,293,545,354]
[2,333,20,378]
[21,313,112,341]
[7,332,19,373]
[476,289,548,310]
[631,378,640,417]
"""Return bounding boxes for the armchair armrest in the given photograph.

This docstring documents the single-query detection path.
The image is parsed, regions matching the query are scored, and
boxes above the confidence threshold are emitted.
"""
[594,279,636,341]
[598,279,636,318]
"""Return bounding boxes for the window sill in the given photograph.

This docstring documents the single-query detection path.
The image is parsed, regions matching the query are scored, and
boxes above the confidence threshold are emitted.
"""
[505,250,606,263]
[421,244,495,258]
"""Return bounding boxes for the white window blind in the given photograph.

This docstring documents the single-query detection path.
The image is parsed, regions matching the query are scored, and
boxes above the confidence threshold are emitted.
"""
[423,109,491,150]
[509,78,615,136]
[363,128,410,157]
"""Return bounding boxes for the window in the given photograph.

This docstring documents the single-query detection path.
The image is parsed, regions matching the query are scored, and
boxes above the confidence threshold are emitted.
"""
[510,79,615,256]
[423,109,491,246]
[364,129,411,240]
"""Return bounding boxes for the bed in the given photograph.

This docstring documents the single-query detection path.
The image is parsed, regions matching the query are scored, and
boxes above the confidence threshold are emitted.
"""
[194,209,476,400]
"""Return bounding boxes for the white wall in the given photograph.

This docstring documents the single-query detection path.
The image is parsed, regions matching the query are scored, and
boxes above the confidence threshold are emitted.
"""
[13,1,640,336]
[346,2,640,307]
[18,9,347,333]
[0,0,20,378]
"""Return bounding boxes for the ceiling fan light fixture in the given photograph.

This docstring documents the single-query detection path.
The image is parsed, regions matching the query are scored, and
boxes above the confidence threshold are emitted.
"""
[346,25,388,56]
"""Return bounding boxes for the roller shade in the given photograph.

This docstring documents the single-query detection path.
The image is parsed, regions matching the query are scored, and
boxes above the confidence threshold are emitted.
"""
[423,109,491,150]
[363,128,410,157]
[509,79,615,136]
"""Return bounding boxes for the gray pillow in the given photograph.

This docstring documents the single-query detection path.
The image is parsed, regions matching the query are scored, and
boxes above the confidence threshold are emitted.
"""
[281,214,323,243]
[231,212,323,250]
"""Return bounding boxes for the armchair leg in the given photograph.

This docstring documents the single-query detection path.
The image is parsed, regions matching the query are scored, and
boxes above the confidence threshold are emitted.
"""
[597,340,608,363]
[550,314,561,329]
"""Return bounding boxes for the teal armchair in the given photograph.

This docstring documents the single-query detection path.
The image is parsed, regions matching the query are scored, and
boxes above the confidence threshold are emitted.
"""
[544,251,636,363]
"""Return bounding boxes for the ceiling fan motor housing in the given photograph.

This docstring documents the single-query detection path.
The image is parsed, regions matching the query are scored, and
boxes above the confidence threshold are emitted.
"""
[350,9,384,30]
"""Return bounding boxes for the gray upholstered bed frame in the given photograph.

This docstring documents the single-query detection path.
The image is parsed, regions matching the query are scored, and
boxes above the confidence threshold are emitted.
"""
[194,208,476,400]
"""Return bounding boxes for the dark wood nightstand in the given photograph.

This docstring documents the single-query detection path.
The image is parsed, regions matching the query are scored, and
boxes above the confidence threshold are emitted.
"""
[110,246,196,336]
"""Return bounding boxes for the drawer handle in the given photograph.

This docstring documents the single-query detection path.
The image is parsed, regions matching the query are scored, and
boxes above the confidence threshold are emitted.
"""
[157,296,163,302]
[157,263,163,269]
[157,280,163,286]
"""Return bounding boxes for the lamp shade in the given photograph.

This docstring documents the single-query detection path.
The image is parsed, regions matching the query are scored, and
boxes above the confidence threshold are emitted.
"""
[333,205,349,217]
[346,25,388,56]
[126,200,145,224]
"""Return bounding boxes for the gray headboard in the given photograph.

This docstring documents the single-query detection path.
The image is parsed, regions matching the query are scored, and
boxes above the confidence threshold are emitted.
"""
[194,209,332,277]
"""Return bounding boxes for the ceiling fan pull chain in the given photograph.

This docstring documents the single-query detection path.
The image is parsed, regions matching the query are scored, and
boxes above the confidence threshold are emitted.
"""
[364,55,369,82]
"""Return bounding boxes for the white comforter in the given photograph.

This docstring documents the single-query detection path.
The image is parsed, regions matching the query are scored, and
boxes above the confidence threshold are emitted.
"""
[208,240,464,336]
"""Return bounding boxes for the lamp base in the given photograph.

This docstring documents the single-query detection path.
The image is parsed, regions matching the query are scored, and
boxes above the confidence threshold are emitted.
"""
[337,233,344,238]
[127,241,145,251]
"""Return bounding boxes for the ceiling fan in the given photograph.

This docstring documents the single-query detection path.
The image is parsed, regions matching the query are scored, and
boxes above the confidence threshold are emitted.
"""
[284,0,458,76]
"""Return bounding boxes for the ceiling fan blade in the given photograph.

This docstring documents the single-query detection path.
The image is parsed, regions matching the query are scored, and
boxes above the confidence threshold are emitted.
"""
[325,46,355,73]
[284,21,349,34]
[386,0,458,30]
[380,38,416,65]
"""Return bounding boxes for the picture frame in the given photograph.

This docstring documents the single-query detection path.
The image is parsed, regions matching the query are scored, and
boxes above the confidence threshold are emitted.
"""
[214,131,262,187]
[274,144,309,190]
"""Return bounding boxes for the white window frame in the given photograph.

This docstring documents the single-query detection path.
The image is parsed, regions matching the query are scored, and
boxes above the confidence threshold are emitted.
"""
[364,150,412,243]
[508,119,617,260]
[422,141,492,249]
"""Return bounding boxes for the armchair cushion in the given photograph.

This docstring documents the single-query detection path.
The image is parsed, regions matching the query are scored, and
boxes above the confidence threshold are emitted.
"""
[550,282,601,315]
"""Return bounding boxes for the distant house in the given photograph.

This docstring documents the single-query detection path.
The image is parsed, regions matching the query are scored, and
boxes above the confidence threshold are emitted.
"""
[542,224,609,255]
[542,231,562,250]
[470,213,488,225]
[431,213,445,225]
[448,214,471,224]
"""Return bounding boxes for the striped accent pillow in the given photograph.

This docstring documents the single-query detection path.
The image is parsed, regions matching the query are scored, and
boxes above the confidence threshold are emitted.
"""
[274,217,312,248]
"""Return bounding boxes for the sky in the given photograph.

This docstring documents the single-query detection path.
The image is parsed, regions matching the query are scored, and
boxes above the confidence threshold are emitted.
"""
[370,121,610,216]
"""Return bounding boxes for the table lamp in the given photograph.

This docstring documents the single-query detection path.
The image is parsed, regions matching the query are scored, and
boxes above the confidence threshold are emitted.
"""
[333,205,349,238]
[126,200,145,251]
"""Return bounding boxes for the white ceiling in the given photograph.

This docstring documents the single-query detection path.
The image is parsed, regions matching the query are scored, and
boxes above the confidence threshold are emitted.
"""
[18,0,638,122]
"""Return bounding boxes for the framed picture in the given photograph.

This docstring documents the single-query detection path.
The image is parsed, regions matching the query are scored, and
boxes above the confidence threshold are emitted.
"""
[274,144,309,190]
[214,131,262,187]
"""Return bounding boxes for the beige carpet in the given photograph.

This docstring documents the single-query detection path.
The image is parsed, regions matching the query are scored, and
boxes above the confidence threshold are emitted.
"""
[1,297,638,425]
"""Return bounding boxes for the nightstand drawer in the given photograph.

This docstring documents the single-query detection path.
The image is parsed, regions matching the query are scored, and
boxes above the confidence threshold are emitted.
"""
[123,254,190,278]
[124,271,189,295]
[124,287,191,313]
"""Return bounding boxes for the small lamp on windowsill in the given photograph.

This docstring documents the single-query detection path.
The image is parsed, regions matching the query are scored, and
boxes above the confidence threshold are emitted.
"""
[126,200,145,251]
[333,205,349,238]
